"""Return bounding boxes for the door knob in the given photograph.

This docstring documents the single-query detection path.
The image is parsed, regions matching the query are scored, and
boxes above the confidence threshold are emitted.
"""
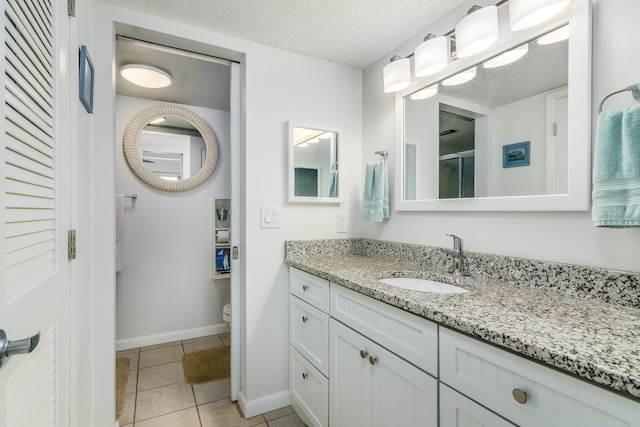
[0,329,40,368]
[369,356,377,366]
[360,350,368,359]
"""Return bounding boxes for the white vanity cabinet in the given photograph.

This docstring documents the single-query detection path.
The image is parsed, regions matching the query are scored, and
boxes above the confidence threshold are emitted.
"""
[440,383,515,427]
[289,268,330,427]
[329,284,438,427]
[329,319,437,427]
[440,328,640,427]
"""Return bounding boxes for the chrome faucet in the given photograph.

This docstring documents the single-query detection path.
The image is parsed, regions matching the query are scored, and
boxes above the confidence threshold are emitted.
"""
[445,234,469,276]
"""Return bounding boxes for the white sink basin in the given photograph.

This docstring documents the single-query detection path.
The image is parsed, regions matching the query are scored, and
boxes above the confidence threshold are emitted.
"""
[379,278,469,294]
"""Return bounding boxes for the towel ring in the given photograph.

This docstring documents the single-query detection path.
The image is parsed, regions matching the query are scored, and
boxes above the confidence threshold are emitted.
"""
[598,83,640,113]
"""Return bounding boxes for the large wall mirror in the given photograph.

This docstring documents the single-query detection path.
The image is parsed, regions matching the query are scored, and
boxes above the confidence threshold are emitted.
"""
[123,104,218,192]
[287,121,341,203]
[396,0,591,211]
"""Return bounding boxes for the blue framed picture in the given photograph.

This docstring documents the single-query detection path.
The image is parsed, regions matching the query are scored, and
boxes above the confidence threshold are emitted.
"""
[79,45,94,113]
[503,141,530,168]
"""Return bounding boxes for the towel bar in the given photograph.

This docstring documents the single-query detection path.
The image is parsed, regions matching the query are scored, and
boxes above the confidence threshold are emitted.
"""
[598,83,640,113]
[375,150,388,160]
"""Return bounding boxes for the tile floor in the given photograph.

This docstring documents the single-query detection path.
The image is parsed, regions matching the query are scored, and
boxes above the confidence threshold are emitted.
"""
[116,333,306,427]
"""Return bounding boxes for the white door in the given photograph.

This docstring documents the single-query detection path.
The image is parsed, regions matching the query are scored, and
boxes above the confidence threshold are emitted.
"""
[329,319,372,427]
[371,343,438,427]
[230,61,241,401]
[1,0,70,425]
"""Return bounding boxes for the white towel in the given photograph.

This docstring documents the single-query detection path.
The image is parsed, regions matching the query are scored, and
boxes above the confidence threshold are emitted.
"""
[116,194,124,272]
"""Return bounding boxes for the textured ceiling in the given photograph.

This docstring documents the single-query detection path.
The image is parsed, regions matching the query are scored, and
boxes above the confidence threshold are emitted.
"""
[102,0,468,69]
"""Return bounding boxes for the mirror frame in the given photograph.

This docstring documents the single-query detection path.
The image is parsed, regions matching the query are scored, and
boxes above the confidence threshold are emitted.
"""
[395,0,591,211]
[123,104,218,192]
[287,121,343,203]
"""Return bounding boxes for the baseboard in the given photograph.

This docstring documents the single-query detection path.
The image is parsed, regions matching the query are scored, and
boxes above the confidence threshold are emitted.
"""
[116,323,229,351]
[237,389,292,418]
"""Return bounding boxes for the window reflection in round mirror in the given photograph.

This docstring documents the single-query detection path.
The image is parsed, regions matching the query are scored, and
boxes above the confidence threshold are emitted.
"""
[123,105,218,192]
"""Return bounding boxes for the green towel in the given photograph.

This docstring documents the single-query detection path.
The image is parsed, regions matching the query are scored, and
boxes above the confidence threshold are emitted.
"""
[592,103,640,227]
[362,160,389,222]
[329,170,339,198]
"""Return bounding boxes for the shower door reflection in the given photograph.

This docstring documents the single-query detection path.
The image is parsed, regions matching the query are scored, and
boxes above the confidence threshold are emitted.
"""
[439,151,475,199]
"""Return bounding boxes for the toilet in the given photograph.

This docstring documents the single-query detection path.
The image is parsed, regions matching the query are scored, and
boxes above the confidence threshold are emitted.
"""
[223,302,231,324]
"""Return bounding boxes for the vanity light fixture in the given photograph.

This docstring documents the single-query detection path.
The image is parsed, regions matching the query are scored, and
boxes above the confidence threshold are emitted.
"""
[509,0,570,31]
[455,5,499,58]
[442,67,477,86]
[410,84,439,100]
[483,43,529,68]
[537,24,570,44]
[414,34,448,78]
[383,55,411,93]
[120,64,172,89]
[149,117,166,125]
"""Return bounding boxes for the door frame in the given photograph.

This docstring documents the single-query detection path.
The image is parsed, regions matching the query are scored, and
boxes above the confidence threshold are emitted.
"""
[90,3,246,424]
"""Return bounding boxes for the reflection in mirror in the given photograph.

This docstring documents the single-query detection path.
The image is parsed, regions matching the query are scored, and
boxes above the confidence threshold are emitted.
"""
[139,116,206,181]
[289,123,340,202]
[403,26,568,201]
[123,104,218,193]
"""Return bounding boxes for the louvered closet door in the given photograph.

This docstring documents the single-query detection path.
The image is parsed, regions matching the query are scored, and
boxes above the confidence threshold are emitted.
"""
[0,0,70,425]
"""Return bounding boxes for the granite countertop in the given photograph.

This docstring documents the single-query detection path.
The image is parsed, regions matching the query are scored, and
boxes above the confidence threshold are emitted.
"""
[286,254,640,400]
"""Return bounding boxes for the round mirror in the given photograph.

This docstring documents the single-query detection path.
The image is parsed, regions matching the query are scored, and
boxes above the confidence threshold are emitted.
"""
[123,104,218,192]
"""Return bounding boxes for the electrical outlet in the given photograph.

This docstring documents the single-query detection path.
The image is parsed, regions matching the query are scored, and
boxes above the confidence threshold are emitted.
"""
[337,213,348,233]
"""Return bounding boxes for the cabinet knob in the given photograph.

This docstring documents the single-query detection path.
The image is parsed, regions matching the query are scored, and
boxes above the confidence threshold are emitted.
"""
[302,372,308,380]
[301,316,308,323]
[512,388,528,404]
[302,285,309,291]
[369,356,377,366]
[360,350,368,359]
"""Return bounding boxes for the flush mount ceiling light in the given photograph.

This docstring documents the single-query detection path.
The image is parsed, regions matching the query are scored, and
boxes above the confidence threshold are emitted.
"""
[537,24,570,44]
[442,67,477,86]
[410,84,439,100]
[120,64,172,88]
[383,55,411,93]
[509,0,571,31]
[455,5,499,58]
[483,43,529,68]
[414,34,448,78]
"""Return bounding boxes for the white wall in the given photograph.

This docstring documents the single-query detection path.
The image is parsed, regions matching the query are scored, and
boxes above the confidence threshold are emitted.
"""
[115,95,230,345]
[489,92,547,196]
[92,1,362,417]
[362,0,640,273]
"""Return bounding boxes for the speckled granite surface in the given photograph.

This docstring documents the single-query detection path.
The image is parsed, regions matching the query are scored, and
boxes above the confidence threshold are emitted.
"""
[285,239,640,400]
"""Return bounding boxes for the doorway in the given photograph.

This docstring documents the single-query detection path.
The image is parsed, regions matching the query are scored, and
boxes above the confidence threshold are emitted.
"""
[112,34,241,424]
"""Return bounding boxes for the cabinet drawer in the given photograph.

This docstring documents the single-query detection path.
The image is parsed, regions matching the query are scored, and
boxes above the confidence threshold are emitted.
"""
[440,328,640,427]
[290,295,329,377]
[290,346,329,427]
[440,383,515,427]
[290,267,330,312]
[330,284,438,376]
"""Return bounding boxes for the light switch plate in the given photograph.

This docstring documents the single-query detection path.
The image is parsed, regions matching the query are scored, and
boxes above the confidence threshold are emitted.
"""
[337,213,347,233]
[260,206,281,228]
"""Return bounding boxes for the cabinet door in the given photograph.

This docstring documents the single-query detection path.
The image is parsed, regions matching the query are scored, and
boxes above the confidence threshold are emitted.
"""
[440,383,515,427]
[330,319,372,427]
[290,347,329,427]
[371,343,438,427]
[290,295,329,376]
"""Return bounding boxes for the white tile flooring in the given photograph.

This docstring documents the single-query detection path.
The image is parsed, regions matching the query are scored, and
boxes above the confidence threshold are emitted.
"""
[116,334,306,427]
